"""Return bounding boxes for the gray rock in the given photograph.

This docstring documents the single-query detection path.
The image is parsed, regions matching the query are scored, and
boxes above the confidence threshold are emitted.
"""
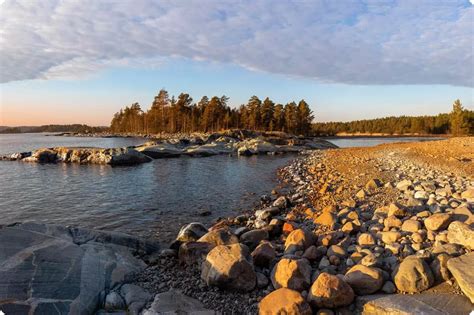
[119,284,152,315]
[358,292,473,315]
[143,289,215,315]
[0,223,155,314]
[104,291,126,311]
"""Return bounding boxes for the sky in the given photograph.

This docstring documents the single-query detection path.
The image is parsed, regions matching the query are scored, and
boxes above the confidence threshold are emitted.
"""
[0,0,473,126]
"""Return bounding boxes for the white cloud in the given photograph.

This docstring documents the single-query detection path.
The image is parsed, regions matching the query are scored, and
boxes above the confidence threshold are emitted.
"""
[0,0,472,86]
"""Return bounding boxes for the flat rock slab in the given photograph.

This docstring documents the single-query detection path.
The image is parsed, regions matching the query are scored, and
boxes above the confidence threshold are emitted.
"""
[358,293,473,315]
[447,252,474,303]
[143,289,216,315]
[0,223,159,314]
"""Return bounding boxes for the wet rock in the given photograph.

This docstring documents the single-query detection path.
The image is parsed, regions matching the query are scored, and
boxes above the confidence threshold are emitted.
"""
[447,221,474,250]
[176,222,208,243]
[307,273,354,308]
[447,252,474,303]
[344,265,383,295]
[271,258,312,291]
[258,288,312,315]
[393,256,434,293]
[201,243,256,292]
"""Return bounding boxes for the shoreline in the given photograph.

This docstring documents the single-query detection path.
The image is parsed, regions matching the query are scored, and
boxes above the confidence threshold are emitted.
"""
[1,137,473,314]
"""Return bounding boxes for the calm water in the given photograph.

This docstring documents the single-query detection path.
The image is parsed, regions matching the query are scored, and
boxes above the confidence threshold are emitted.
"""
[0,134,441,243]
[0,134,294,242]
[327,136,444,148]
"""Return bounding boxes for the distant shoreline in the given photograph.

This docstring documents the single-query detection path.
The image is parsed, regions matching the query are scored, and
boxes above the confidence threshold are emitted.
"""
[0,130,453,139]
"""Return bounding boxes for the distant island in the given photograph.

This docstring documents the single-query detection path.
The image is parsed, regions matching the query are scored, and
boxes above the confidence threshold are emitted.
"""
[0,124,108,134]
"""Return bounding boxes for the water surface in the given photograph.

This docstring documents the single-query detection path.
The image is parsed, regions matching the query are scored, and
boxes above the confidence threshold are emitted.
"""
[0,134,441,243]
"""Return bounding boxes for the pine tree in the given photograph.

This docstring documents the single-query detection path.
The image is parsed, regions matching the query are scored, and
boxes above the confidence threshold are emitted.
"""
[450,99,469,136]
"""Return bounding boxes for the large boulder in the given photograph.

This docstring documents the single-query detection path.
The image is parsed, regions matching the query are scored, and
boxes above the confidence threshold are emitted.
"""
[393,256,434,293]
[201,244,256,291]
[0,223,157,314]
[447,221,474,250]
[447,252,474,303]
[307,273,354,308]
[271,258,311,291]
[258,288,311,315]
[344,265,384,295]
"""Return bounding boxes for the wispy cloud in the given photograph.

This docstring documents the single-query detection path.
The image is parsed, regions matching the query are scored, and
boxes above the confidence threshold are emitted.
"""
[0,0,472,86]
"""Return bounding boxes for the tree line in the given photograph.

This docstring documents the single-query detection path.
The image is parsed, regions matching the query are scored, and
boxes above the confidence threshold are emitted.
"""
[312,100,473,136]
[110,89,314,135]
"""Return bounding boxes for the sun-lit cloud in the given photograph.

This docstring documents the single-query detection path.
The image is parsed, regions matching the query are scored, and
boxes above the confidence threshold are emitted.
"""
[0,0,472,86]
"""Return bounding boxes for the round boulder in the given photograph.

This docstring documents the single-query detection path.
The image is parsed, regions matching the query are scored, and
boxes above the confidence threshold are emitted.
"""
[307,273,354,308]
[271,258,311,291]
[201,243,256,291]
[344,265,384,295]
[393,256,434,293]
[258,288,311,315]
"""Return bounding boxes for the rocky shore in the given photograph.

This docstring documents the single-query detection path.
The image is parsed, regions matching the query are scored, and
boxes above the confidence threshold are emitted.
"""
[0,130,337,165]
[1,137,472,314]
[134,137,473,314]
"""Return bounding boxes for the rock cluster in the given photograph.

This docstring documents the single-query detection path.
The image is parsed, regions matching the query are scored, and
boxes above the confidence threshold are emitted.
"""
[1,131,337,165]
[139,138,473,314]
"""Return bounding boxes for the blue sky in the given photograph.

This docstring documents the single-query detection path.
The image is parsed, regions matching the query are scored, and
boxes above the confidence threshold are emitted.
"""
[0,0,473,126]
